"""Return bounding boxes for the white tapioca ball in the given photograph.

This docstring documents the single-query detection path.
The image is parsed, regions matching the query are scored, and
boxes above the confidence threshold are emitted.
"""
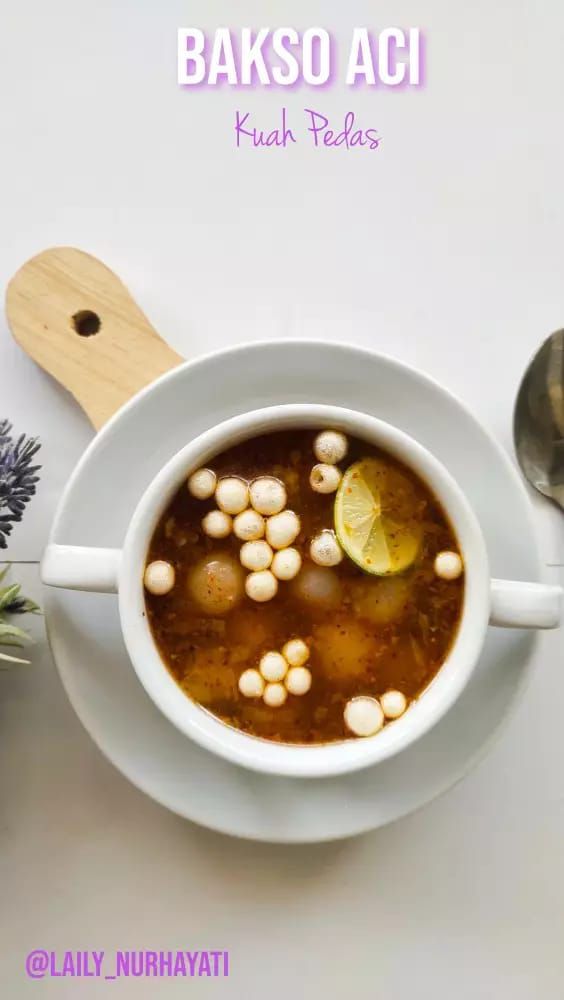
[202,509,232,539]
[240,539,273,572]
[380,690,407,719]
[271,547,302,581]
[233,508,265,542]
[144,560,175,595]
[263,682,288,708]
[215,477,249,515]
[266,510,301,550]
[187,468,217,500]
[313,430,348,465]
[245,570,278,603]
[259,651,288,682]
[238,668,265,698]
[434,550,463,580]
[188,555,244,615]
[285,666,312,696]
[249,477,287,516]
[344,697,385,737]
[310,529,343,567]
[310,463,342,494]
[282,638,309,667]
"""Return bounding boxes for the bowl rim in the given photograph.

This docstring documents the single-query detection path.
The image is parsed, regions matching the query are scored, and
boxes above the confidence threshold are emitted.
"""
[119,403,490,778]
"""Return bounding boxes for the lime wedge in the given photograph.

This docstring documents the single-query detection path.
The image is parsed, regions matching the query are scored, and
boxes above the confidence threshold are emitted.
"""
[335,458,421,575]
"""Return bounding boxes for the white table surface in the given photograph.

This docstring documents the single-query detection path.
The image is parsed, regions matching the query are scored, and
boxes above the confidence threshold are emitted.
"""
[1,1,563,996]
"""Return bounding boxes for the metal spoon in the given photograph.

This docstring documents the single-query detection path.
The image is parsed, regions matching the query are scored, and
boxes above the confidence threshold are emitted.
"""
[514,329,564,510]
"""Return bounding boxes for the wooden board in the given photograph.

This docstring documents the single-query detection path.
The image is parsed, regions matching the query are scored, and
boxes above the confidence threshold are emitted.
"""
[5,247,183,429]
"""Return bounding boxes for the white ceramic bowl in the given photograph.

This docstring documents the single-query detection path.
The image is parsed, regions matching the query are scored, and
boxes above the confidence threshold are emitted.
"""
[41,404,562,778]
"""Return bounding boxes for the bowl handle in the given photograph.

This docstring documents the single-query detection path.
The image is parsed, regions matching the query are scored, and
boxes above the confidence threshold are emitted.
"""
[41,544,121,594]
[39,551,563,628]
[490,579,562,629]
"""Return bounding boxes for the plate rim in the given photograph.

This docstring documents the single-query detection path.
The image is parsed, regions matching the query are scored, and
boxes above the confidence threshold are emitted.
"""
[49,338,542,560]
[44,339,543,842]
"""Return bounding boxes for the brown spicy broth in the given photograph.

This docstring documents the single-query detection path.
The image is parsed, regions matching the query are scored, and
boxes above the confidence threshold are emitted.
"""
[145,430,464,744]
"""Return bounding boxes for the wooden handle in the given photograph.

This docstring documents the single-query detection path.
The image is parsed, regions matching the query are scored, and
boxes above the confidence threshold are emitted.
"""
[5,247,183,429]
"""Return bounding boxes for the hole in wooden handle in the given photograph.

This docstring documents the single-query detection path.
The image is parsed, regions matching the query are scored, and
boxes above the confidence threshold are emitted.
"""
[72,310,101,337]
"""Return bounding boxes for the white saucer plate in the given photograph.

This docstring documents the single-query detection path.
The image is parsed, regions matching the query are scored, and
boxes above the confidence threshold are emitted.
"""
[45,342,539,842]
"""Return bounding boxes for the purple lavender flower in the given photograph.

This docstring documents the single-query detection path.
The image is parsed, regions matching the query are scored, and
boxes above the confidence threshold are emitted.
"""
[0,419,41,549]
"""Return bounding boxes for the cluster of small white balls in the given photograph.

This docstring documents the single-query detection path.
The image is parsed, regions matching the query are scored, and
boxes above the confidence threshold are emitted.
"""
[307,430,348,568]
[188,469,302,602]
[309,429,348,495]
[238,638,312,706]
[344,690,408,737]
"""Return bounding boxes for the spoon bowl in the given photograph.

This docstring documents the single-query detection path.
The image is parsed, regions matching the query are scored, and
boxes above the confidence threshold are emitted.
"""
[514,329,564,510]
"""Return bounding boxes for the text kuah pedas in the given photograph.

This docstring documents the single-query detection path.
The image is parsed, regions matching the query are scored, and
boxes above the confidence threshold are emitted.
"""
[235,109,381,150]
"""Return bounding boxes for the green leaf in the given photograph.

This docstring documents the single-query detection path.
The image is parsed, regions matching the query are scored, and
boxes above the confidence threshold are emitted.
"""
[0,583,22,612]
[0,621,30,645]
[0,568,39,667]
[11,597,41,615]
[0,650,29,666]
